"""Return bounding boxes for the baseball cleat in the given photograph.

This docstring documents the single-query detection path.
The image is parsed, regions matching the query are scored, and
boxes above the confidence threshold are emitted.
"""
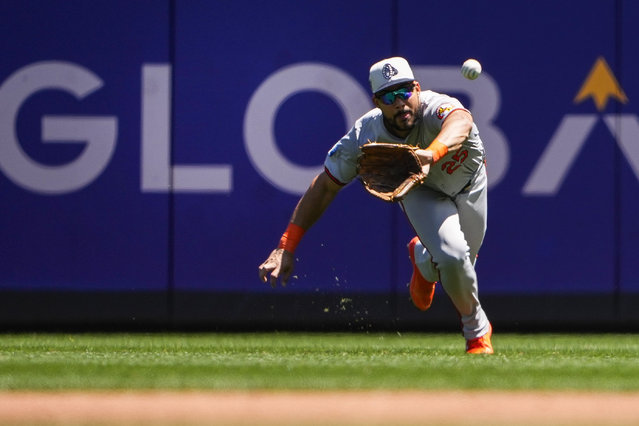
[407,236,436,311]
[466,323,494,354]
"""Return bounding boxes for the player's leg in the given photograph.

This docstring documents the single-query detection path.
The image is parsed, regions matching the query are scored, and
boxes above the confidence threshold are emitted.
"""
[401,185,489,341]
[454,167,491,344]
[400,187,442,284]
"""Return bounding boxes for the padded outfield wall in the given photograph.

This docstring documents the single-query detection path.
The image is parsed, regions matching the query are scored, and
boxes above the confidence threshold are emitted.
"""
[0,0,637,330]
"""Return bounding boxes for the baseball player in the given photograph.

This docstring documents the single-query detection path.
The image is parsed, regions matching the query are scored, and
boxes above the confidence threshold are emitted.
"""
[258,57,493,354]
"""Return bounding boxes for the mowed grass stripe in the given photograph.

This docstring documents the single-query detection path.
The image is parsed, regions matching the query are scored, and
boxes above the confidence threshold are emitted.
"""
[0,333,638,391]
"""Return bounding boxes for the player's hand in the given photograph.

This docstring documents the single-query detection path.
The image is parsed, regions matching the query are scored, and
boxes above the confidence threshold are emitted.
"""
[415,149,435,166]
[258,248,295,288]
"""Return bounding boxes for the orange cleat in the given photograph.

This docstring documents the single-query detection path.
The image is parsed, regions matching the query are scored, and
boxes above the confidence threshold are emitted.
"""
[466,323,494,354]
[407,236,436,311]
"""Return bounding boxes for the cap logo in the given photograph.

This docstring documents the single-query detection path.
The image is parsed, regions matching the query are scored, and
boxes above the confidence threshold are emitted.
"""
[381,63,398,80]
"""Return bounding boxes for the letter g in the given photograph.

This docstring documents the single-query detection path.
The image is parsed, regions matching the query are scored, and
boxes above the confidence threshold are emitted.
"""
[0,61,117,194]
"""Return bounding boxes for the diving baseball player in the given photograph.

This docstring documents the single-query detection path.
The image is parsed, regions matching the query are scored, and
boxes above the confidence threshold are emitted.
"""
[259,57,493,354]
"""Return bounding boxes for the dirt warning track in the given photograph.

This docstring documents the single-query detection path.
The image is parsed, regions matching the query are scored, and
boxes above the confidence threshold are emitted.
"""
[0,390,638,425]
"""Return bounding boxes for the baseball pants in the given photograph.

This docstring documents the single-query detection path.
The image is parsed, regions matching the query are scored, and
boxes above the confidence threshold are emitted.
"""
[400,164,490,340]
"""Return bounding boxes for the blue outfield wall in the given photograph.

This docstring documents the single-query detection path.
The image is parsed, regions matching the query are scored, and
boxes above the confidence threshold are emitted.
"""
[0,0,638,329]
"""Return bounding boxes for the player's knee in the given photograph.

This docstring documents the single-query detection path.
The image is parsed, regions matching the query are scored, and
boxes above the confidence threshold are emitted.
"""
[433,249,468,272]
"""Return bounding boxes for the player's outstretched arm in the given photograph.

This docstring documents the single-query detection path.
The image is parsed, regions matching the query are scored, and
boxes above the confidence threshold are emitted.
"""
[416,109,473,165]
[258,171,342,287]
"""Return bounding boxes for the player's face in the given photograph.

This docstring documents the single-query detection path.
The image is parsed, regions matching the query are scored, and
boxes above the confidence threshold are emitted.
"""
[373,81,421,138]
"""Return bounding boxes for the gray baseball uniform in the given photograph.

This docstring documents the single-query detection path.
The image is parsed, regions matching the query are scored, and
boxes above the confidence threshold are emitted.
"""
[323,90,490,340]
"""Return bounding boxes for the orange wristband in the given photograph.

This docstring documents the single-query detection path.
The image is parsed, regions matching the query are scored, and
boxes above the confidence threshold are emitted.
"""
[427,139,449,163]
[278,223,305,254]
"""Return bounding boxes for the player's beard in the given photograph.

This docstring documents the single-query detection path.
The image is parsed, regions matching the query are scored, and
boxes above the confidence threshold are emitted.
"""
[384,109,417,137]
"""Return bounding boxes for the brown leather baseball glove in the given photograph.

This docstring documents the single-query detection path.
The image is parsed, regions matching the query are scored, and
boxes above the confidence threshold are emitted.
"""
[356,142,430,202]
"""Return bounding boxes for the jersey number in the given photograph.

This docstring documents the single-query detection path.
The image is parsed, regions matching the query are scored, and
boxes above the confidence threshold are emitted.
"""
[441,149,468,174]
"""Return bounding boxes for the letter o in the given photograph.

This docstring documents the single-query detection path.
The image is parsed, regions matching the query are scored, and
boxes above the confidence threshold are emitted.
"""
[244,63,370,195]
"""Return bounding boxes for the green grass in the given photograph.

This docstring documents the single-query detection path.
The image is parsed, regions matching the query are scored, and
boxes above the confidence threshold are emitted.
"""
[0,332,638,391]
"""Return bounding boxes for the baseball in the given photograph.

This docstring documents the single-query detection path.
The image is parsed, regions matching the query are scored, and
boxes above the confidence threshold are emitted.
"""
[461,59,482,80]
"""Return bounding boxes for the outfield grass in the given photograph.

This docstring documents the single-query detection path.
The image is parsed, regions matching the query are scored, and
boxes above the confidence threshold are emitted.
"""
[0,332,638,391]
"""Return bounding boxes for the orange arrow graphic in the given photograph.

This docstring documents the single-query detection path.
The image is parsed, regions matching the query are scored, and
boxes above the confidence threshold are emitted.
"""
[574,57,628,111]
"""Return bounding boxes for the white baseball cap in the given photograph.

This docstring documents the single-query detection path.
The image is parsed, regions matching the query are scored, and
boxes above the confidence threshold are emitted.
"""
[369,57,415,94]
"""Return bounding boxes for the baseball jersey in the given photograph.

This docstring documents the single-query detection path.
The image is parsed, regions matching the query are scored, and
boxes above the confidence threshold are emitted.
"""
[324,90,486,197]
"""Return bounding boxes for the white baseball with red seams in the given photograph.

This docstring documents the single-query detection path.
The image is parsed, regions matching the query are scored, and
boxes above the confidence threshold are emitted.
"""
[461,59,482,80]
